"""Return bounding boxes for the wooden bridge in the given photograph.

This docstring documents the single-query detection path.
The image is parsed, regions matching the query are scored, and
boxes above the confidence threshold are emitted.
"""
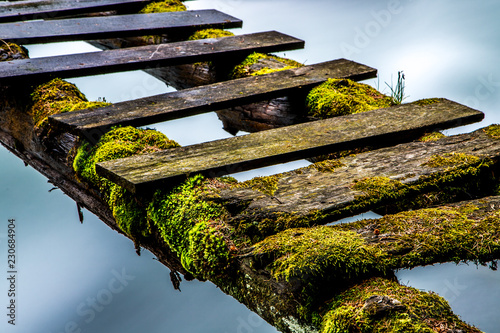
[0,1,496,333]
[0,0,483,192]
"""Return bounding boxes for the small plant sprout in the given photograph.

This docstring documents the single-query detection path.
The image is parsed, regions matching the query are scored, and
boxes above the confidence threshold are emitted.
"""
[385,71,407,105]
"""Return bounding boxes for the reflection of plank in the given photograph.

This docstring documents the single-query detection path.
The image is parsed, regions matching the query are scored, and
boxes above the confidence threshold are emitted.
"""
[0,10,242,44]
[0,0,153,23]
[96,99,484,193]
[49,59,377,136]
[0,31,304,83]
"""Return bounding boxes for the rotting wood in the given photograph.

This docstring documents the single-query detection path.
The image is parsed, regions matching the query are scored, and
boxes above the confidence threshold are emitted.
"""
[0,31,304,83]
[0,9,242,44]
[0,0,153,23]
[95,99,484,193]
[49,59,377,138]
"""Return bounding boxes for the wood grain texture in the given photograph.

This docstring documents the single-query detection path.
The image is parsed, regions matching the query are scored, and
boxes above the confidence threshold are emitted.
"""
[96,99,484,193]
[49,59,377,136]
[0,9,242,44]
[0,0,153,23]
[0,31,304,83]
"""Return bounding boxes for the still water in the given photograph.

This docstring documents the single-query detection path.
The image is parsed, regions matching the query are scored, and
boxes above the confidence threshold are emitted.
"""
[1,0,500,332]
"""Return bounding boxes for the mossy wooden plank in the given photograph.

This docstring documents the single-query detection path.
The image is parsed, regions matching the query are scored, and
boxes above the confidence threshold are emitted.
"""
[0,31,304,83]
[96,99,484,193]
[49,59,377,136]
[0,10,242,44]
[0,0,153,23]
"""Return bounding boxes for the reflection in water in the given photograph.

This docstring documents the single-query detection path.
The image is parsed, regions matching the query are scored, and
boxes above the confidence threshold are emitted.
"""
[0,0,499,332]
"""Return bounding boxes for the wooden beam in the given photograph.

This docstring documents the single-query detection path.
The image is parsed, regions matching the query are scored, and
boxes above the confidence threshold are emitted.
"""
[0,9,242,44]
[95,99,484,193]
[0,31,304,83]
[49,59,377,137]
[0,0,153,23]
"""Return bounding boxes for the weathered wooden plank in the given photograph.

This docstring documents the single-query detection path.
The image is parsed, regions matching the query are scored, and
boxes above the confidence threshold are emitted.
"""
[49,59,377,136]
[95,99,484,193]
[0,31,304,83]
[0,0,153,23]
[0,9,242,44]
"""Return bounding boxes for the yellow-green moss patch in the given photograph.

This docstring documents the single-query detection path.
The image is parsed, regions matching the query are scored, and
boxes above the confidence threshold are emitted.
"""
[412,98,443,106]
[188,28,234,40]
[321,277,480,333]
[139,0,186,13]
[306,79,393,119]
[418,132,445,142]
[484,124,500,139]
[311,159,345,172]
[147,174,234,279]
[237,175,282,196]
[422,152,480,168]
[73,126,179,246]
[253,227,388,283]
[0,42,29,61]
[230,52,303,79]
[30,78,110,129]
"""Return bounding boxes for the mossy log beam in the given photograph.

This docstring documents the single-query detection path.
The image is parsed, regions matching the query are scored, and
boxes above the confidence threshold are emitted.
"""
[0,10,242,44]
[0,0,154,23]
[49,59,376,137]
[218,126,499,231]
[96,99,483,193]
[0,31,304,84]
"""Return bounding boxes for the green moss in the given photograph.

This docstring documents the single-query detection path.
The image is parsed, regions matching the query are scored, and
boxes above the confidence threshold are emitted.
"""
[0,42,29,61]
[321,277,480,333]
[237,175,282,196]
[411,98,443,106]
[230,52,303,79]
[484,124,500,139]
[217,176,238,185]
[253,227,388,283]
[418,132,445,142]
[30,78,110,129]
[188,29,234,40]
[306,79,393,119]
[139,0,186,13]
[183,221,232,278]
[353,176,408,199]
[73,126,179,246]
[311,159,345,173]
[147,175,233,279]
[423,152,480,168]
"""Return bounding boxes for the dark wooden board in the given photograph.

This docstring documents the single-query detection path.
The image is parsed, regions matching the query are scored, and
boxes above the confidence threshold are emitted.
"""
[49,59,377,136]
[0,31,304,83]
[0,9,242,44]
[0,0,153,23]
[95,99,484,193]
